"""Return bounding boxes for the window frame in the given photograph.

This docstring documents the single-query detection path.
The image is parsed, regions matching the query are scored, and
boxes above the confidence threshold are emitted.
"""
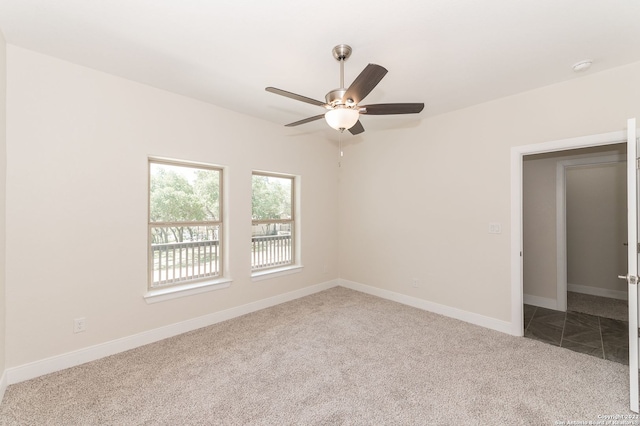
[146,157,227,300]
[250,171,298,276]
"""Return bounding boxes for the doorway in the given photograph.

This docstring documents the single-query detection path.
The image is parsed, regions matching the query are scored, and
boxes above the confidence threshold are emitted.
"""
[520,144,628,363]
[521,147,627,311]
[509,129,628,335]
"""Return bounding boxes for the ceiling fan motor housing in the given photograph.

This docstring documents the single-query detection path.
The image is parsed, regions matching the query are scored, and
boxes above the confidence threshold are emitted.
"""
[325,88,352,107]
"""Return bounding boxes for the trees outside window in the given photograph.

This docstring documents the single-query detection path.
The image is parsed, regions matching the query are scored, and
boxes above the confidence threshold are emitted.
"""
[149,159,222,288]
[251,172,295,271]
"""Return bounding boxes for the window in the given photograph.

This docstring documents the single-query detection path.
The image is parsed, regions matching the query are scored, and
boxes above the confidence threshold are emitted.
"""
[148,159,222,289]
[251,172,295,271]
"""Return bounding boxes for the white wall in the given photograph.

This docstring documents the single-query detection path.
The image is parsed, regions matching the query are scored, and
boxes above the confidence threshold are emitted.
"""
[4,46,339,369]
[339,60,640,323]
[567,162,626,294]
[523,153,560,301]
[0,30,6,383]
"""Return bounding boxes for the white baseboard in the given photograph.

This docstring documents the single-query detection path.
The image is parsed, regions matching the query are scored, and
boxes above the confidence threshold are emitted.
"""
[568,283,628,301]
[523,294,559,310]
[5,279,339,385]
[4,278,522,387]
[339,279,514,335]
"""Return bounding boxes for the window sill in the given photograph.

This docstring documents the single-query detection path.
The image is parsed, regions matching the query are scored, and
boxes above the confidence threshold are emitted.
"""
[251,265,304,282]
[144,277,232,304]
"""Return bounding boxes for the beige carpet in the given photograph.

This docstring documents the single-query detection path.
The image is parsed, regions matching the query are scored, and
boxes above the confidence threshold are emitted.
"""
[567,291,628,322]
[0,287,632,425]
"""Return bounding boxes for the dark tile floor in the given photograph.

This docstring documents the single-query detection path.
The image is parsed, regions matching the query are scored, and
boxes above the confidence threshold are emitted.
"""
[524,304,629,365]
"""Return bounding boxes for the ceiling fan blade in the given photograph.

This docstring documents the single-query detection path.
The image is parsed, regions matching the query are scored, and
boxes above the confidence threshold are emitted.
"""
[360,103,425,115]
[348,120,365,135]
[285,114,325,127]
[265,87,326,107]
[343,64,388,104]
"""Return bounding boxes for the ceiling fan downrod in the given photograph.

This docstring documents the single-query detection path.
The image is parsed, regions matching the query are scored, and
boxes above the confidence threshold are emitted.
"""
[326,44,355,108]
[332,44,352,89]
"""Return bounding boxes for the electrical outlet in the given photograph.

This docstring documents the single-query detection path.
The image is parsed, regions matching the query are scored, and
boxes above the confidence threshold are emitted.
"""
[73,317,87,333]
[412,279,419,288]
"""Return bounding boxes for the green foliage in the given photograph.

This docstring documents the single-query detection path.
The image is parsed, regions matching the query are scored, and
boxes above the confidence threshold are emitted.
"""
[193,169,220,220]
[150,164,220,243]
[252,175,291,221]
[150,168,203,222]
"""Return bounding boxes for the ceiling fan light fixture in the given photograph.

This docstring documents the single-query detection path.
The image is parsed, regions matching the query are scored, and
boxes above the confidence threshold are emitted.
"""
[324,107,359,131]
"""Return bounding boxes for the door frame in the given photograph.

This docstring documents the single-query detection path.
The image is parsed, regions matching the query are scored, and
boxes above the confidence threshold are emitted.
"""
[556,154,627,312]
[510,129,626,335]
[625,118,638,413]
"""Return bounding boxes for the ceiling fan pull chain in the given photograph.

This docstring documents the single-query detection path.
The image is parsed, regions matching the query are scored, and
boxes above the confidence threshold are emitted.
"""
[338,130,344,167]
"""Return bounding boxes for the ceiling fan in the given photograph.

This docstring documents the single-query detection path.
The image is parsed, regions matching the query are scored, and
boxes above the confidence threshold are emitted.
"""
[265,44,424,135]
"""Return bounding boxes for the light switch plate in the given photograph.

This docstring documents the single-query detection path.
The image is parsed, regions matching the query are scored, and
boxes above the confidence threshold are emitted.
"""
[488,223,502,234]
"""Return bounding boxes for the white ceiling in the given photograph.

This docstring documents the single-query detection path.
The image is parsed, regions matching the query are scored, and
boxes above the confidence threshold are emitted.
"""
[1,0,639,136]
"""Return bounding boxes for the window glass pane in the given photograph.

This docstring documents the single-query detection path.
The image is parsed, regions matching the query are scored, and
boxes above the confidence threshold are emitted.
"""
[151,225,220,286]
[150,163,220,223]
[251,175,292,221]
[148,159,223,290]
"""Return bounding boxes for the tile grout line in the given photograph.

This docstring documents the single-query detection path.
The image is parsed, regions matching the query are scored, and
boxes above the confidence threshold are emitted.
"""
[559,312,566,347]
[598,315,606,360]
[525,307,537,331]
